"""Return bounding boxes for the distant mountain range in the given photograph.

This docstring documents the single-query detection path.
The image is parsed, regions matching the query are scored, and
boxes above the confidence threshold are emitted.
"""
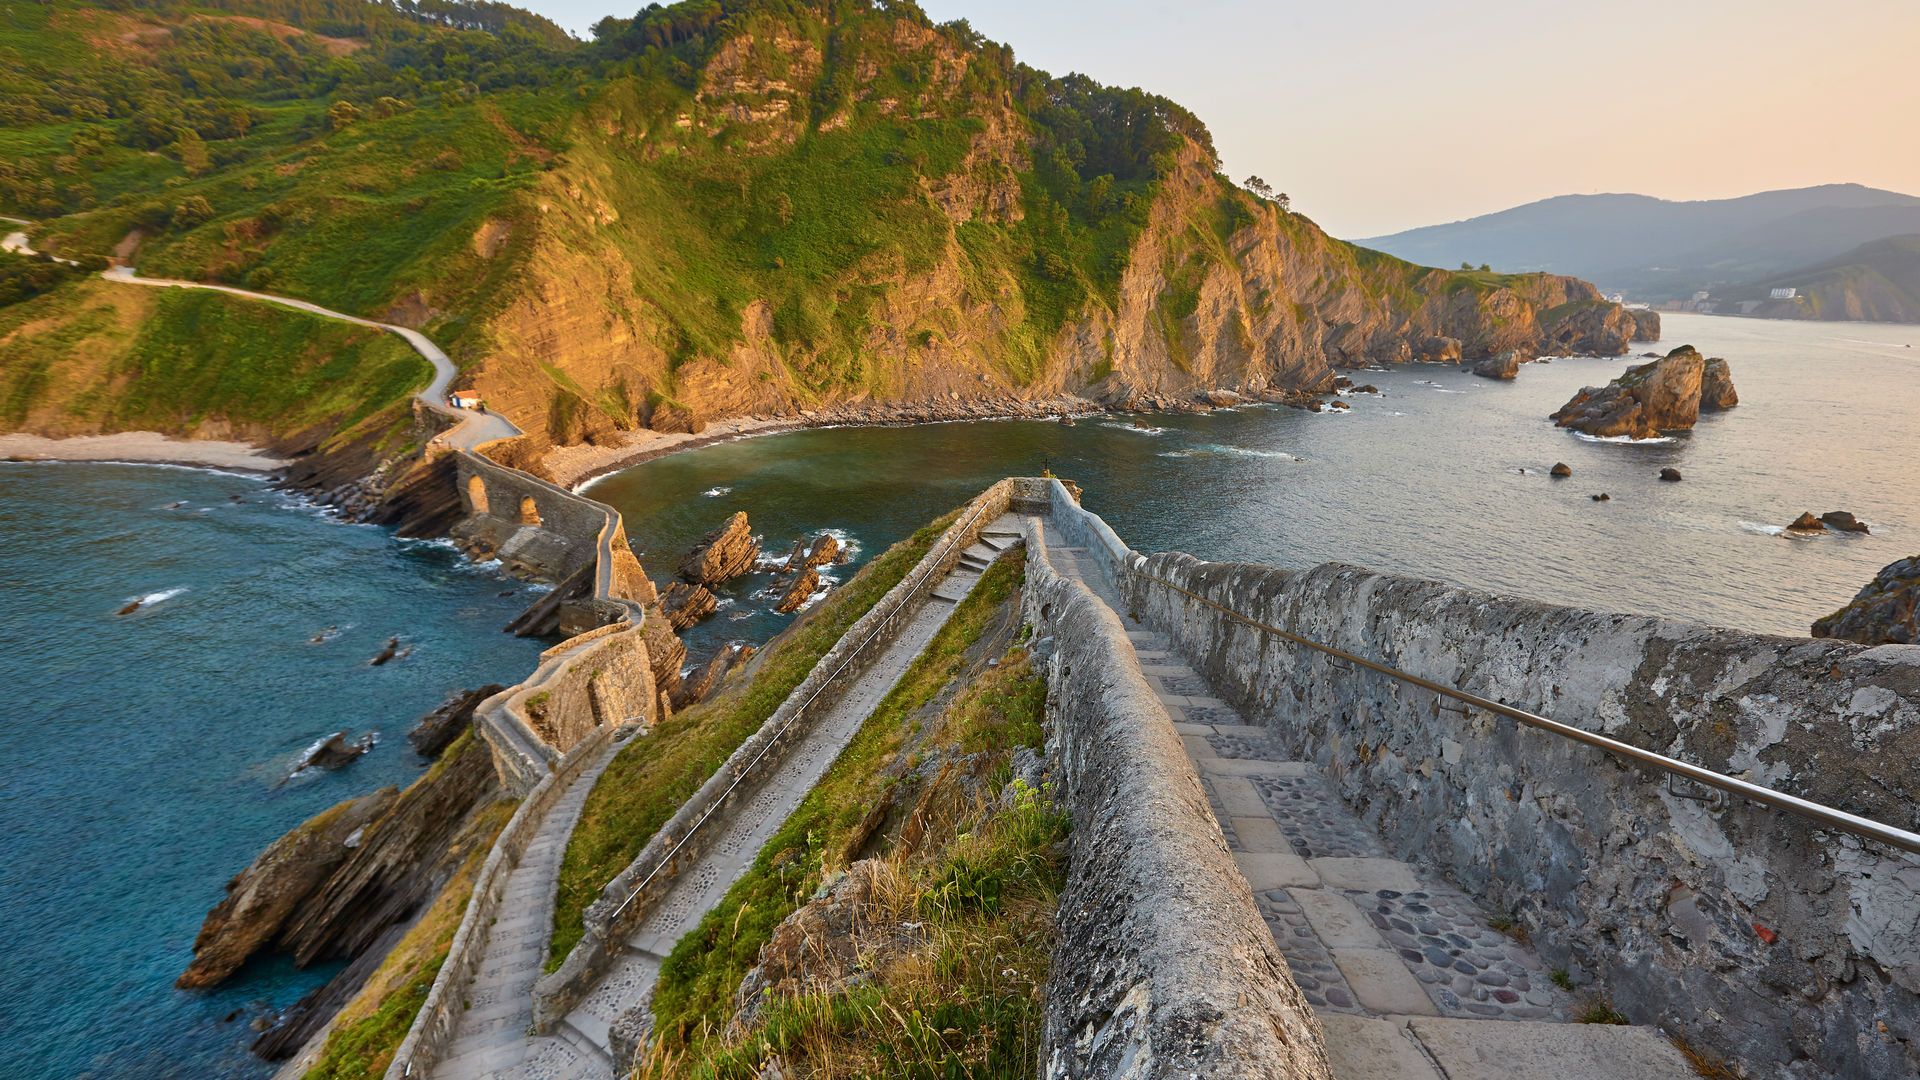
[1716,234,1920,323]
[1356,184,1920,303]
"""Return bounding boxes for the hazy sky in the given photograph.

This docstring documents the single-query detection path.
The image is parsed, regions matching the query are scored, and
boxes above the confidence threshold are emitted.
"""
[518,0,1920,238]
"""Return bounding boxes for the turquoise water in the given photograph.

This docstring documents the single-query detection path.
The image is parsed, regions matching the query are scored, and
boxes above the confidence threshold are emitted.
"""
[587,312,1920,657]
[0,463,544,1079]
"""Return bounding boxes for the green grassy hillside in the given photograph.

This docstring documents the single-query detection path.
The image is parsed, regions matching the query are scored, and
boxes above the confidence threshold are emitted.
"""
[2,0,1637,452]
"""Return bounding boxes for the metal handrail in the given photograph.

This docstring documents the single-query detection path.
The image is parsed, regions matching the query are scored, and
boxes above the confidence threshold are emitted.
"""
[607,496,999,922]
[1130,568,1920,857]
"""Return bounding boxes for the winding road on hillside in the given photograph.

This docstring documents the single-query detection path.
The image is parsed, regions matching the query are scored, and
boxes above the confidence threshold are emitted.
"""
[97,263,520,448]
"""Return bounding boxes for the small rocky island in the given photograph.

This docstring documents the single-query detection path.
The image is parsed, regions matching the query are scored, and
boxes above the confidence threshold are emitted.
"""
[1550,345,1737,439]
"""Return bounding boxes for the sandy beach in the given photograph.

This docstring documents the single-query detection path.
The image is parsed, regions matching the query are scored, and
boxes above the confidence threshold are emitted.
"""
[0,431,291,472]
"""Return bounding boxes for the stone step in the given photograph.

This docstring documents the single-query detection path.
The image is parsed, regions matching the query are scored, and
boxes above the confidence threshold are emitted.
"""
[1321,1014,1694,1080]
[559,1014,615,1064]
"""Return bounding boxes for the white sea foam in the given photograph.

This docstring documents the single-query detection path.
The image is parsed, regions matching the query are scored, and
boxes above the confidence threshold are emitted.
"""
[819,527,861,563]
[127,586,189,608]
[1160,446,1301,461]
[1572,432,1676,445]
[703,486,732,497]
[1740,522,1790,537]
[1101,422,1166,435]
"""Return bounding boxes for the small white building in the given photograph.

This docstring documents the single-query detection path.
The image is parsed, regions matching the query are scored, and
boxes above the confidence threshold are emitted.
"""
[449,393,483,410]
[1770,287,1798,300]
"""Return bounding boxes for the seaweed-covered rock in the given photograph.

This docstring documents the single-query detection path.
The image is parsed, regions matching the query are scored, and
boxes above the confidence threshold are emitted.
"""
[1813,555,1920,645]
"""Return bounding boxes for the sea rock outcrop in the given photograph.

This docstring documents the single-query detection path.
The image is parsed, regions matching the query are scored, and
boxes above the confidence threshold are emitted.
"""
[677,511,759,586]
[672,642,754,710]
[1821,511,1870,534]
[293,732,374,774]
[1415,336,1463,363]
[774,567,821,614]
[1550,462,1571,477]
[177,788,398,989]
[1786,512,1825,532]
[407,684,505,758]
[782,533,841,574]
[1630,309,1662,342]
[1550,345,1735,439]
[1701,356,1738,409]
[1470,351,1521,379]
[660,581,719,630]
[1659,468,1682,482]
[1813,555,1920,644]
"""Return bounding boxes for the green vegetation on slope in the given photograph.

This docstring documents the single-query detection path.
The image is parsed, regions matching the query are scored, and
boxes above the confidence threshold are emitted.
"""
[301,795,519,1080]
[641,552,1061,1078]
[0,276,428,441]
[547,506,961,966]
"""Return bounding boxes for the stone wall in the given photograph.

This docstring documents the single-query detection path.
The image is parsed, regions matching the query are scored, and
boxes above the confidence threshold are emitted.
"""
[383,722,623,1080]
[1124,552,1920,1080]
[476,620,656,795]
[529,479,1018,1033]
[1022,515,1332,1080]
[450,449,656,610]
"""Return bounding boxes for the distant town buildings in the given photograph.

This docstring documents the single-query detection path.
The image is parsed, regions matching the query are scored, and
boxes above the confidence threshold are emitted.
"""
[1770,287,1798,300]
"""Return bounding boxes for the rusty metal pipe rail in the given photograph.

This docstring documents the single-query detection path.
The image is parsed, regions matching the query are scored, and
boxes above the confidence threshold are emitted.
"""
[1133,569,1920,857]
[608,497,996,921]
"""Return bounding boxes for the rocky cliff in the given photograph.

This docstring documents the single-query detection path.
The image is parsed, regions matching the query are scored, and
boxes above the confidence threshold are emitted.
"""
[426,6,1654,456]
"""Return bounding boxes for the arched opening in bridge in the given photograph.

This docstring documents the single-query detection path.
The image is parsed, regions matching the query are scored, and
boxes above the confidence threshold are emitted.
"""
[519,496,541,526]
[467,475,489,514]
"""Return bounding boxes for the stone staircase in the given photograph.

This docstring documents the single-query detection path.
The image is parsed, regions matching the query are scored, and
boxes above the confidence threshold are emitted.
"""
[431,517,1024,1080]
[1040,526,1695,1080]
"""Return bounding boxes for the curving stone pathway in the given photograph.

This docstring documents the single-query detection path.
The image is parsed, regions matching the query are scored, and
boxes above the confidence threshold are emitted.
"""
[432,522,1024,1080]
[98,265,519,449]
[1039,527,1694,1080]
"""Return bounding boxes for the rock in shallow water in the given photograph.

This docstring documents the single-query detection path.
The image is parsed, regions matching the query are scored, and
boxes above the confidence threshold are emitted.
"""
[678,511,759,586]
[1550,463,1571,477]
[1821,511,1869,534]
[1659,467,1682,482]
[1550,345,1735,439]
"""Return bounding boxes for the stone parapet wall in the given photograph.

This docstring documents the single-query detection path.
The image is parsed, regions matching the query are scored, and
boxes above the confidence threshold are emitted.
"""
[383,722,622,1080]
[1022,515,1332,1080]
[477,620,656,795]
[1043,477,1136,589]
[529,479,1017,1032]
[1126,552,1920,1080]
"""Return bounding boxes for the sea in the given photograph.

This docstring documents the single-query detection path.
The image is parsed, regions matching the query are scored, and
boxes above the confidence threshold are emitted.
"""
[584,313,1920,661]
[2,312,1913,1077]
[0,465,544,1079]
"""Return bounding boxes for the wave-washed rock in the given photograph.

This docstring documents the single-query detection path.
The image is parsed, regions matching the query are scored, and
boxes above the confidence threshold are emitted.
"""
[1550,345,1737,439]
[660,580,719,630]
[677,511,759,586]
[1814,555,1920,645]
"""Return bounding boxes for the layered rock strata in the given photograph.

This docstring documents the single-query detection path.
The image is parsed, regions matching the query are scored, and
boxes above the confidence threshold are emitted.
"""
[678,511,759,587]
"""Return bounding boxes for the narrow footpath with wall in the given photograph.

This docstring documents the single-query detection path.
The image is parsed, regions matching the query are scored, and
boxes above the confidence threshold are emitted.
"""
[433,508,1023,1080]
[1022,500,1694,1079]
